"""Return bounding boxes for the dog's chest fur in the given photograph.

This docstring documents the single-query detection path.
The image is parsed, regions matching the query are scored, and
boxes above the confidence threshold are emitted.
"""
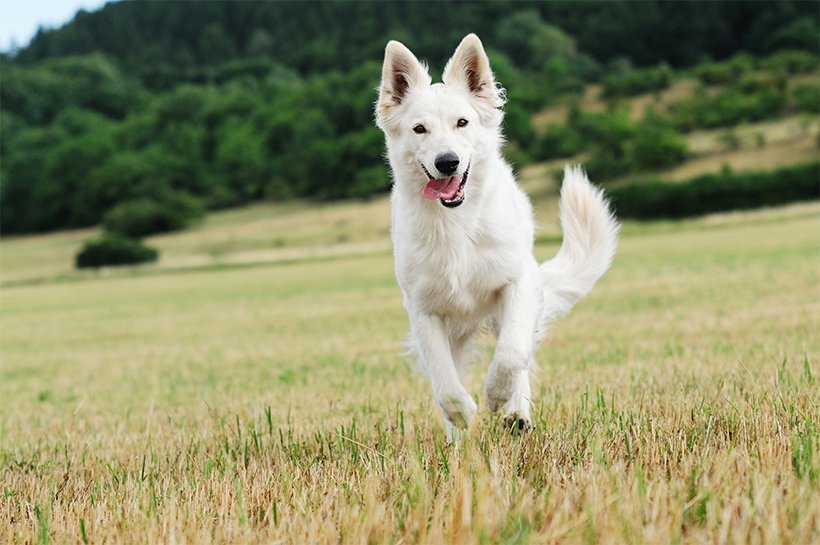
[393,200,524,320]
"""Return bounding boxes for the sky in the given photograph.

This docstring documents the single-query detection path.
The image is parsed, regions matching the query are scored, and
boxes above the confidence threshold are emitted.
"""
[0,0,111,52]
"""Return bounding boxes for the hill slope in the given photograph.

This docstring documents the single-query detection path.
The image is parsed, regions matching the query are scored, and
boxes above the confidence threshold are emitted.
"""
[1,1,817,236]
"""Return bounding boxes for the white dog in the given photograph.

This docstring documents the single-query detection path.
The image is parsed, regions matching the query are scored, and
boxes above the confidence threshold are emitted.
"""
[375,34,619,440]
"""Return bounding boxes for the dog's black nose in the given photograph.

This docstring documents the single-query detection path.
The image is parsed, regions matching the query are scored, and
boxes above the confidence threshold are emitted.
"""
[435,152,460,175]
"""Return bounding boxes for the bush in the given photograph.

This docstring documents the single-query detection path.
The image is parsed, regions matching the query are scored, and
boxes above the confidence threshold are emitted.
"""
[503,103,536,150]
[584,144,632,182]
[693,53,754,85]
[671,77,787,130]
[601,63,672,98]
[102,193,204,237]
[792,84,820,114]
[532,106,687,179]
[760,50,819,74]
[571,109,635,181]
[608,162,820,220]
[628,110,688,170]
[532,123,583,160]
[76,234,159,268]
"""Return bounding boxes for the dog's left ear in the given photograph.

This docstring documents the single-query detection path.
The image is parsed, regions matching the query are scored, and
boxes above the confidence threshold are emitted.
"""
[443,34,505,120]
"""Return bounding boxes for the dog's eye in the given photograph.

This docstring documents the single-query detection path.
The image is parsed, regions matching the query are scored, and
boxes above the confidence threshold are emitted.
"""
[457,118,469,128]
[413,124,427,134]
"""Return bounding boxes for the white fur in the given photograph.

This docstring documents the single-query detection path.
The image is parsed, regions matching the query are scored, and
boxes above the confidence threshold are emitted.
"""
[376,34,619,439]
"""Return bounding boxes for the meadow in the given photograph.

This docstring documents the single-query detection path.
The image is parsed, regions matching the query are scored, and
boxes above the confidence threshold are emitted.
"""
[1,183,818,543]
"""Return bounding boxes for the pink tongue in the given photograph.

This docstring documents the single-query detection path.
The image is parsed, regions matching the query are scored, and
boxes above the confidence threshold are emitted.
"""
[422,175,461,200]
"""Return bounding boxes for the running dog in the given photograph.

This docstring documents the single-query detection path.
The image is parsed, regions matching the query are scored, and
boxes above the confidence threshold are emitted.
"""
[375,34,619,440]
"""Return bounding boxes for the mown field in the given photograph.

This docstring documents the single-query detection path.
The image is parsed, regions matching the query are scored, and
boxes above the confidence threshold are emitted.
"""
[1,191,818,543]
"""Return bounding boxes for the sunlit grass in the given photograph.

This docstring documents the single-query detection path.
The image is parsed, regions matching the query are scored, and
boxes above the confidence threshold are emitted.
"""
[1,200,818,543]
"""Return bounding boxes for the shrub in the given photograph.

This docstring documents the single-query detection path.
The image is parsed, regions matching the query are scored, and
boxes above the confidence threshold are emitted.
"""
[503,103,536,149]
[627,110,688,170]
[102,193,204,237]
[671,77,787,130]
[347,165,389,199]
[601,63,672,98]
[693,53,754,85]
[532,123,583,160]
[608,162,820,220]
[534,106,686,180]
[760,50,819,74]
[571,109,635,181]
[76,234,159,269]
[792,84,820,114]
[585,145,632,182]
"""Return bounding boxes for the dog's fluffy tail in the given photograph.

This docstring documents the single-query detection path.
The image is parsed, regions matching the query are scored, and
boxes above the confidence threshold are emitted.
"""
[538,166,619,330]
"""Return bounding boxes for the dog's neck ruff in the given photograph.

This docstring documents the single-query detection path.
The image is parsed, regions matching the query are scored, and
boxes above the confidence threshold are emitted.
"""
[419,162,470,208]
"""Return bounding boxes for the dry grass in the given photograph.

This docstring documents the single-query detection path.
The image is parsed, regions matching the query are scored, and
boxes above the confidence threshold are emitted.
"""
[0,198,394,286]
[619,132,819,184]
[1,195,818,543]
[684,115,819,156]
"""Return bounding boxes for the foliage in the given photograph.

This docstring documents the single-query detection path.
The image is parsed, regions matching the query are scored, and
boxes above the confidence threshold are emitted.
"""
[791,84,820,114]
[627,109,688,170]
[574,109,636,180]
[706,48,820,81]
[495,10,576,70]
[692,53,754,85]
[0,60,387,233]
[1,1,817,235]
[548,107,688,181]
[601,63,672,98]
[0,54,139,125]
[609,162,820,220]
[102,194,205,238]
[671,76,787,130]
[16,1,817,73]
[759,49,819,74]
[75,234,159,268]
[763,15,819,53]
[532,123,584,161]
[502,103,536,150]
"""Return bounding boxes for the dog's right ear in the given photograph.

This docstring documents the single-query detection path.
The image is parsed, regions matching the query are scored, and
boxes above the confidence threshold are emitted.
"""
[376,41,430,130]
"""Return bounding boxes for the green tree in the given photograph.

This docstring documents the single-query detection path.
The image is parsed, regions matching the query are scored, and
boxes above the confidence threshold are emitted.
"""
[628,109,688,170]
[215,117,269,201]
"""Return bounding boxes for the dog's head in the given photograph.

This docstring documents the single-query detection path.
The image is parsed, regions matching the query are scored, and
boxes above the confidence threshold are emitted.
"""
[376,34,505,208]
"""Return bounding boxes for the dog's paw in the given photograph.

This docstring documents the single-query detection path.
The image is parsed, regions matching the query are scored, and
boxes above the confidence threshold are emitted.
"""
[484,364,518,413]
[502,412,533,434]
[490,372,533,433]
[437,389,477,430]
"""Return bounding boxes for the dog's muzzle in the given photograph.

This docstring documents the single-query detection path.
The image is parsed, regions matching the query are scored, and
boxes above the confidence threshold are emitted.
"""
[420,162,469,208]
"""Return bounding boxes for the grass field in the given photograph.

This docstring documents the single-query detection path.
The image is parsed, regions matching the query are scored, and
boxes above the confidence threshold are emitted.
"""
[1,196,819,543]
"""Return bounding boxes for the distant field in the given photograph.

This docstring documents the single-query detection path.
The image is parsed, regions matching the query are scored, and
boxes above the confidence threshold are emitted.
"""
[1,198,818,543]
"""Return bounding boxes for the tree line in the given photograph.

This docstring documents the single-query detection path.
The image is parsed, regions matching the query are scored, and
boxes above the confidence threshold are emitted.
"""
[1,1,817,235]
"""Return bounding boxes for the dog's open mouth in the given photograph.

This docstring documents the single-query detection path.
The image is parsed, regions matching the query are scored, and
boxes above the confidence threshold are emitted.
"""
[420,163,469,208]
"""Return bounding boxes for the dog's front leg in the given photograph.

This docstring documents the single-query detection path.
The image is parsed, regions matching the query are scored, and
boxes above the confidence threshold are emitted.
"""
[411,311,477,436]
[484,271,537,430]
